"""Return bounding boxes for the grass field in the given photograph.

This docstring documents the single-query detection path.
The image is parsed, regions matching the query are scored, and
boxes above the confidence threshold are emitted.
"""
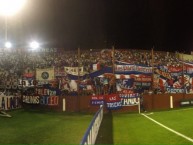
[0,109,93,144]
[2,107,193,145]
[96,107,193,145]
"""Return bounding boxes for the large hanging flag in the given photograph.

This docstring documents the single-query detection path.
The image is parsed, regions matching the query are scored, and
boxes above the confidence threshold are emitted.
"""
[36,68,55,81]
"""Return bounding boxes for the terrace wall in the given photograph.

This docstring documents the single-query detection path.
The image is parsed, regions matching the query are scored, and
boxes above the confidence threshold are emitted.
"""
[22,93,193,112]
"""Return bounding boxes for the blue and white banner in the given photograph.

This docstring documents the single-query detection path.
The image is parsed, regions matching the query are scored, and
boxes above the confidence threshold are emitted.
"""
[105,94,122,110]
[90,95,104,106]
[115,64,152,74]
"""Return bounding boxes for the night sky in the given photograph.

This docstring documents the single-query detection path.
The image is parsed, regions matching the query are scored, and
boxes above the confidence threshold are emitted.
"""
[1,0,193,52]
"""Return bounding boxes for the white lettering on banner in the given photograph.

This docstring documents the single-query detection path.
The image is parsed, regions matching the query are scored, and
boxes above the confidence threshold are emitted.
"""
[64,67,84,75]
[40,96,58,105]
[181,101,189,105]
[109,96,116,101]
[36,88,57,96]
[119,93,139,98]
[39,48,57,53]
[135,66,152,73]
[23,95,59,105]
[115,65,135,71]
[135,77,152,82]
[135,82,141,86]
[0,95,21,110]
[171,72,182,77]
[155,69,172,79]
[122,98,139,106]
[115,65,152,73]
[91,96,104,100]
[91,100,104,105]
[106,102,122,108]
[166,88,184,93]
[142,82,151,86]
[23,96,39,104]
[135,82,151,87]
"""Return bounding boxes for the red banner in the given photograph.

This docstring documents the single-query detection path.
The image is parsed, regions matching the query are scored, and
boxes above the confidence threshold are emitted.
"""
[168,66,182,72]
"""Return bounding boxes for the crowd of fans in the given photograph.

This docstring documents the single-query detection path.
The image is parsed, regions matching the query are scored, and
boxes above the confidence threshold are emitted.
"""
[0,47,190,95]
[0,48,182,72]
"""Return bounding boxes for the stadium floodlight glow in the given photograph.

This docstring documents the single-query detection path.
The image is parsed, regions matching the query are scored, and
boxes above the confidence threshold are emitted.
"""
[5,41,11,48]
[0,0,27,16]
[30,41,39,50]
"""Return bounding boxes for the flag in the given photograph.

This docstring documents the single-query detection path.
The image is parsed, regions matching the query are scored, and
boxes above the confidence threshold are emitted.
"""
[36,68,54,81]
[93,63,100,71]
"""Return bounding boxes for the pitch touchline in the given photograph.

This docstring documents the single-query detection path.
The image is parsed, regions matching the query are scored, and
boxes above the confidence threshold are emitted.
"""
[141,113,193,143]
[171,108,193,112]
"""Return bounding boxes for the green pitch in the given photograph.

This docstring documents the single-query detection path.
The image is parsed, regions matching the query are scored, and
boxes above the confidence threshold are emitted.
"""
[97,107,193,145]
[0,109,93,144]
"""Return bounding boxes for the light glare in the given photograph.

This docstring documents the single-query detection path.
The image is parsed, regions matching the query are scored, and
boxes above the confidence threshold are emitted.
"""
[30,41,39,49]
[0,0,27,16]
[5,41,11,48]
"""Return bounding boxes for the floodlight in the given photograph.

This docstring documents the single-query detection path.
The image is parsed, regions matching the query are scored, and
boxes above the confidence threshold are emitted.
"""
[0,0,27,16]
[5,41,11,48]
[30,41,39,49]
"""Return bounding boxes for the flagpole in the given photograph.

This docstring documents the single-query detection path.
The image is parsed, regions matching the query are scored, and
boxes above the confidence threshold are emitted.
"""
[151,46,154,92]
[21,48,25,108]
[112,46,115,93]
[182,53,185,98]
[112,46,115,74]
[77,47,80,112]
[151,46,155,110]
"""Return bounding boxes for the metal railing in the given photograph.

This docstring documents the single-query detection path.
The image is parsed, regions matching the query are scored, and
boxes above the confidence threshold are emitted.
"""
[80,105,104,145]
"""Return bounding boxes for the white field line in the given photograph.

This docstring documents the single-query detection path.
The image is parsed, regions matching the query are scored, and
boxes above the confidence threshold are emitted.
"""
[171,107,193,112]
[145,112,154,116]
[147,107,193,114]
[141,113,193,143]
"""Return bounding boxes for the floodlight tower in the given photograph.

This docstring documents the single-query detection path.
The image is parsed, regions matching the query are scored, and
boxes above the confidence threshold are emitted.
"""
[0,0,27,101]
[0,0,27,48]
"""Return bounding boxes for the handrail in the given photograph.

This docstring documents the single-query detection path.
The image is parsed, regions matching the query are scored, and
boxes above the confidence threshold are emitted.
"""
[80,105,103,145]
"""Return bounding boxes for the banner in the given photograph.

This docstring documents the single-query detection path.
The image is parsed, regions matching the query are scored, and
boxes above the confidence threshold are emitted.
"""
[18,79,35,88]
[23,95,59,106]
[93,63,101,71]
[166,88,184,93]
[36,68,54,81]
[55,67,67,76]
[116,78,135,91]
[119,89,140,106]
[134,74,152,88]
[168,66,182,73]
[154,68,172,79]
[178,53,193,61]
[0,95,21,110]
[35,87,61,96]
[105,94,122,110]
[115,64,152,74]
[90,95,104,105]
[184,64,193,75]
[64,66,84,75]
[134,75,152,82]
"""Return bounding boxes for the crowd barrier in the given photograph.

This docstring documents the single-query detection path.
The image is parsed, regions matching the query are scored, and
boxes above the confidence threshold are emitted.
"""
[80,105,104,145]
